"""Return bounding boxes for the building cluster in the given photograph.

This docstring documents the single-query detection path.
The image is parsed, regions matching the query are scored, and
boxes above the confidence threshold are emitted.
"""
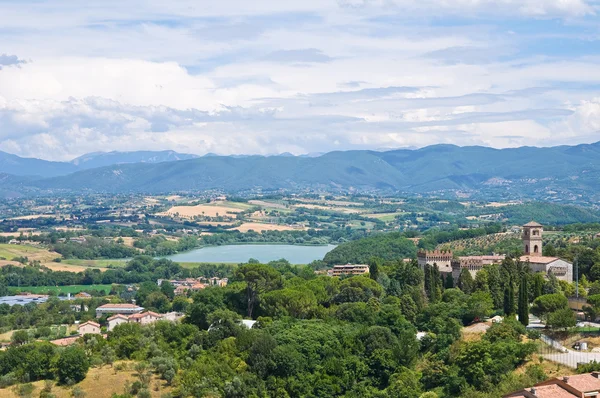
[505,372,600,397]
[93,303,183,331]
[157,277,228,296]
[418,222,573,283]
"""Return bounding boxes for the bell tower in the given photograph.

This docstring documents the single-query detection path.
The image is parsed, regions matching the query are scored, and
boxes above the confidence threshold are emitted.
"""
[523,221,543,257]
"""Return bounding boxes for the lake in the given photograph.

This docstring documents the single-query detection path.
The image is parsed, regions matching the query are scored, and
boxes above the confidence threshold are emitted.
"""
[164,244,336,264]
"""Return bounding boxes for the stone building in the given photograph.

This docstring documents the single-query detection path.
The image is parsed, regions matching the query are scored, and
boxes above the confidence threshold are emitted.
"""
[451,255,505,282]
[417,250,453,274]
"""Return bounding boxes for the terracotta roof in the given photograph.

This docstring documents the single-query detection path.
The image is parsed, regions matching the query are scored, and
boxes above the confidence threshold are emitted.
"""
[79,321,100,328]
[107,314,129,321]
[520,255,561,264]
[555,374,600,392]
[505,384,578,398]
[146,311,162,318]
[523,221,543,227]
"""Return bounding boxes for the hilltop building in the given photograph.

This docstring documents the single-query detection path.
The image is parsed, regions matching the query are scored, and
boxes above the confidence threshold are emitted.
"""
[327,264,370,277]
[420,221,573,283]
[451,255,505,281]
[417,250,453,273]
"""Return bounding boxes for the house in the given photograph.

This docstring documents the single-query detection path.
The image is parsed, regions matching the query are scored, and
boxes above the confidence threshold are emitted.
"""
[107,314,129,331]
[519,255,573,283]
[78,321,101,335]
[69,236,87,243]
[128,311,163,325]
[75,292,91,298]
[328,264,370,277]
[95,303,144,318]
[504,372,600,397]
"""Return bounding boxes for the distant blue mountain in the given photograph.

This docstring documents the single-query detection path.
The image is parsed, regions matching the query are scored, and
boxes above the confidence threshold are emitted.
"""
[70,150,198,169]
[2,143,600,202]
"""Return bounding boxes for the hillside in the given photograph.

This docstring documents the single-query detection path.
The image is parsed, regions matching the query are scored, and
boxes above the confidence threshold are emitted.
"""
[2,142,600,201]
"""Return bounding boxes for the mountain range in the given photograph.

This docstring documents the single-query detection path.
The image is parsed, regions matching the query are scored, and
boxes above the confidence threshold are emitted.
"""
[2,143,600,202]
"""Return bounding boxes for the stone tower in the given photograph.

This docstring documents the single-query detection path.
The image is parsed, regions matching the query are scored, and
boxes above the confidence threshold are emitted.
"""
[522,221,543,257]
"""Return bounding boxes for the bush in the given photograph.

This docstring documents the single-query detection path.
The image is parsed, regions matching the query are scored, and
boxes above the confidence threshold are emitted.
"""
[526,329,541,340]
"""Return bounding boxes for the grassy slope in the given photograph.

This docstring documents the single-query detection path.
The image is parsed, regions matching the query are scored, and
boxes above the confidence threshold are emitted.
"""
[0,362,171,398]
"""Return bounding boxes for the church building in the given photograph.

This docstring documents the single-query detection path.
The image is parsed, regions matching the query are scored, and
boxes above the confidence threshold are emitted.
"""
[519,221,573,283]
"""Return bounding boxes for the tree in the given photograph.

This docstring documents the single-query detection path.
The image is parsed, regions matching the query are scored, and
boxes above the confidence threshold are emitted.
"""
[504,279,515,316]
[430,265,442,303]
[235,263,283,318]
[464,291,494,324]
[518,274,529,326]
[532,273,544,300]
[57,346,90,384]
[457,268,474,295]
[11,330,30,346]
[547,308,576,329]
[160,280,175,300]
[531,293,568,321]
[543,244,556,257]
[474,269,489,293]
[444,273,454,289]
[369,257,381,282]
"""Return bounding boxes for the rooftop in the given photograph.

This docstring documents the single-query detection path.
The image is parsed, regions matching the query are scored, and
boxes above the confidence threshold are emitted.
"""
[520,255,561,264]
[107,314,129,321]
[97,303,142,309]
[79,321,100,328]
[506,384,578,398]
[543,374,600,393]
[523,221,543,227]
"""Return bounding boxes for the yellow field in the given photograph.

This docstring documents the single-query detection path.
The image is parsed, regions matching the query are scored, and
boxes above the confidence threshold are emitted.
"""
[0,244,60,263]
[233,222,305,233]
[157,203,243,218]
[0,232,41,237]
[0,362,171,398]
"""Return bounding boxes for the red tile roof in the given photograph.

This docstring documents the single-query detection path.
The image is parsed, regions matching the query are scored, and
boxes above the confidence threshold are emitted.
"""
[79,321,100,328]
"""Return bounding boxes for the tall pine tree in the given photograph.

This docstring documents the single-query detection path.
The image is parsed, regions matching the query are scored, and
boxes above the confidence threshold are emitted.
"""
[518,274,529,326]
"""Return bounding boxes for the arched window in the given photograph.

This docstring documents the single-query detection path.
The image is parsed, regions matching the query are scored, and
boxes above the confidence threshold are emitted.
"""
[534,245,539,253]
[525,245,529,253]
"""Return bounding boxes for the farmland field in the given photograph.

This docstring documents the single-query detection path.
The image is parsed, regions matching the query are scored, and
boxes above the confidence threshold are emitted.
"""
[364,212,405,222]
[8,284,114,294]
[0,243,60,262]
[233,222,305,232]
[157,202,245,218]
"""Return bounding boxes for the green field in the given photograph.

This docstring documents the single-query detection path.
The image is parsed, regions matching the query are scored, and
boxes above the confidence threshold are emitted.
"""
[62,259,128,268]
[8,284,114,294]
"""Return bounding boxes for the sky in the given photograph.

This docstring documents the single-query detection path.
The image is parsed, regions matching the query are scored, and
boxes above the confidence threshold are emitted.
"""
[0,0,600,160]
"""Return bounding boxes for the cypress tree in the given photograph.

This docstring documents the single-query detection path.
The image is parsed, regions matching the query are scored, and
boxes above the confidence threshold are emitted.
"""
[369,257,381,282]
[424,264,432,299]
[504,279,515,316]
[431,264,442,302]
[457,268,474,295]
[445,273,454,289]
[518,274,529,326]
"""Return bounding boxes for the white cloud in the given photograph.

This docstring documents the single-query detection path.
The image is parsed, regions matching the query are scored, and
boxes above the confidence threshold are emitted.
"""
[0,0,598,160]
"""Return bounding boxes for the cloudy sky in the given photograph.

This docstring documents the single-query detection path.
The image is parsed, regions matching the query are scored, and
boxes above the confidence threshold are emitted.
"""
[1,0,600,160]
